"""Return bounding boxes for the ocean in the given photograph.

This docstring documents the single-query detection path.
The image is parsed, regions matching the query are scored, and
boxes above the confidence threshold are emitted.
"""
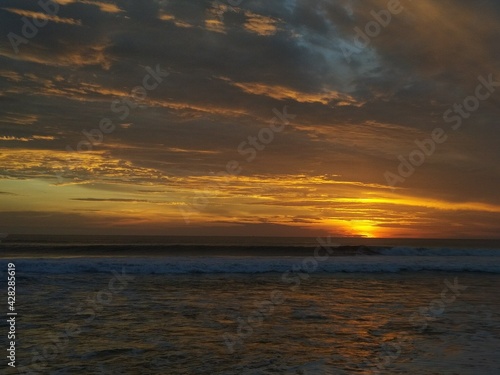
[1,236,499,374]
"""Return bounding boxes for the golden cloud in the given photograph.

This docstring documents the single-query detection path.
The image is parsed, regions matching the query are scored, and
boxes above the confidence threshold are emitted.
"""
[158,11,193,28]
[243,11,280,36]
[220,77,360,106]
[54,0,122,13]
[2,8,82,25]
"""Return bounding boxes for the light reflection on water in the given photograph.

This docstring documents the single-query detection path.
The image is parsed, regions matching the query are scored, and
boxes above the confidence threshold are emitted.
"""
[11,272,500,374]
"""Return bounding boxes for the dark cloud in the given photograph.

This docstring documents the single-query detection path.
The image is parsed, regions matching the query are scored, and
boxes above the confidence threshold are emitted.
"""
[0,0,499,236]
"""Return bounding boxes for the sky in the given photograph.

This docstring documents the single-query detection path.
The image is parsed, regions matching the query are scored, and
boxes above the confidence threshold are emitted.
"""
[0,0,499,238]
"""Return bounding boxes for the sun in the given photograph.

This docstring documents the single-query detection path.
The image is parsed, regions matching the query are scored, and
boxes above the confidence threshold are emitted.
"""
[323,218,381,238]
[349,220,379,238]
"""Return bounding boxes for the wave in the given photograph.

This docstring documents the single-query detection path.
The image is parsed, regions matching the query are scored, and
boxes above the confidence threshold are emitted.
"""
[2,253,500,274]
[2,244,500,257]
[379,247,500,257]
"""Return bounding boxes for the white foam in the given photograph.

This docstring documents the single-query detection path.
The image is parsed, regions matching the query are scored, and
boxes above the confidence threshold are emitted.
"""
[2,254,500,274]
[379,247,500,257]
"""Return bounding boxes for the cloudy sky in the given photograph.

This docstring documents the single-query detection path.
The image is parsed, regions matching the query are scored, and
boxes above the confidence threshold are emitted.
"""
[0,0,499,237]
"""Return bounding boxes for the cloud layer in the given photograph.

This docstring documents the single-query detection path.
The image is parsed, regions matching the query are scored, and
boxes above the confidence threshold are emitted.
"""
[1,0,499,237]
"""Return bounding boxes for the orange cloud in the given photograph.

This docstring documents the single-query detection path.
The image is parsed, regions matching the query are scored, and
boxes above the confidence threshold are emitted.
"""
[158,11,193,28]
[220,77,360,106]
[2,8,82,25]
[55,0,122,13]
[243,11,280,36]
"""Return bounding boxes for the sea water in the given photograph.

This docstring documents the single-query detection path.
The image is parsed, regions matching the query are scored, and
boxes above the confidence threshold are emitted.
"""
[1,237,499,374]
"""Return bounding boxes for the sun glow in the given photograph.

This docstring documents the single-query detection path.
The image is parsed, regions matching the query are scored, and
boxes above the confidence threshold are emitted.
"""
[322,218,382,238]
[349,220,379,238]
